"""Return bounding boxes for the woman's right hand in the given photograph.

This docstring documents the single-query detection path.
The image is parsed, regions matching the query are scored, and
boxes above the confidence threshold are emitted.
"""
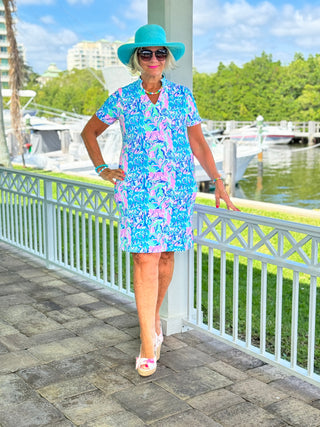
[99,168,125,185]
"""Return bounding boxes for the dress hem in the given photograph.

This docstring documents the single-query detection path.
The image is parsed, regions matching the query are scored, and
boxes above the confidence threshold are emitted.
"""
[120,245,193,254]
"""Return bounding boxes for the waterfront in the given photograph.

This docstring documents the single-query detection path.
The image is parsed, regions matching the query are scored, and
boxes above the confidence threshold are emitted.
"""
[236,144,320,210]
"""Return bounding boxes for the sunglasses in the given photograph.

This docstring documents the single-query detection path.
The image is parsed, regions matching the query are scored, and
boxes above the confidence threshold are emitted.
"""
[138,48,168,61]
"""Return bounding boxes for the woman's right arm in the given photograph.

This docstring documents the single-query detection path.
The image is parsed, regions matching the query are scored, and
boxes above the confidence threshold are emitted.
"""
[81,115,125,185]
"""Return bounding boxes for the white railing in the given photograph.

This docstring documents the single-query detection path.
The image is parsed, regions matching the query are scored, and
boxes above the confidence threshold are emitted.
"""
[0,168,133,297]
[185,204,320,386]
[0,167,319,386]
[205,119,320,135]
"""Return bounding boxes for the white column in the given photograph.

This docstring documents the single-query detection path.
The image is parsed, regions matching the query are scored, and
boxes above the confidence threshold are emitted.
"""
[159,251,190,335]
[148,0,194,334]
[148,0,193,90]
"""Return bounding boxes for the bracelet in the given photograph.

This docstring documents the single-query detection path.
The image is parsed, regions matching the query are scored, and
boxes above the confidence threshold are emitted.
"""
[95,164,108,173]
[97,166,108,175]
[213,176,223,183]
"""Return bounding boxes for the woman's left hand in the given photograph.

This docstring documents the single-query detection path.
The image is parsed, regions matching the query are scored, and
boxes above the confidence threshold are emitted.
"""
[215,180,240,211]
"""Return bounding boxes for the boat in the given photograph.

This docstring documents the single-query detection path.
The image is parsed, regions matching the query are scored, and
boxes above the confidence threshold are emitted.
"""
[194,135,261,184]
[10,116,259,186]
[8,115,70,160]
[224,123,295,146]
[201,122,224,137]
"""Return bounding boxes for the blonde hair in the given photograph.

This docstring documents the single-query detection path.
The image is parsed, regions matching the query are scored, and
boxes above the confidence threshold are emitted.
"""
[128,48,176,74]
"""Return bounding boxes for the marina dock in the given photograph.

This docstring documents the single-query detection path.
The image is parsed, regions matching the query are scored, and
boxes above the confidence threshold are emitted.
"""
[206,120,320,144]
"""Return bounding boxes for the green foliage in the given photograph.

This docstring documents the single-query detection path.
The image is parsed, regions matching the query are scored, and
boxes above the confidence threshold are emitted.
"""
[30,68,107,116]
[193,52,320,121]
[20,52,320,120]
[23,63,40,88]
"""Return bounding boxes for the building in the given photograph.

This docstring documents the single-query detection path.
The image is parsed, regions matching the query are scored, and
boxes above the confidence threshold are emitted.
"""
[0,1,26,91]
[0,1,9,89]
[38,63,62,86]
[67,40,123,71]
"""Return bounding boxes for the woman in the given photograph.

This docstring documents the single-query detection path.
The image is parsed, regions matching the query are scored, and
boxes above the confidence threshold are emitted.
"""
[81,24,239,377]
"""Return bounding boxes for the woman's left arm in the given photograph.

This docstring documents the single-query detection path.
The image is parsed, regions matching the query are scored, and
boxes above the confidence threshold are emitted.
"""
[188,123,240,211]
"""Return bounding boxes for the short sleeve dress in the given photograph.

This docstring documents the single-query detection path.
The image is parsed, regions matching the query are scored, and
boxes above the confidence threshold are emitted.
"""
[96,76,201,253]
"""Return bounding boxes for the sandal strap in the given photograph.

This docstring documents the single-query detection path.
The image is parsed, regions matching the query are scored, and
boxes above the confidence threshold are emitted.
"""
[155,328,163,347]
[136,356,156,370]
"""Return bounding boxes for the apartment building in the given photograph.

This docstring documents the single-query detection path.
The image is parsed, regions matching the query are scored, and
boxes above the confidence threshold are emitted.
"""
[0,1,26,91]
[0,1,9,89]
[67,40,123,71]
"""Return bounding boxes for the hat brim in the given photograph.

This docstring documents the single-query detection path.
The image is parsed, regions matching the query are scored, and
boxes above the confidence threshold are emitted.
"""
[118,42,185,65]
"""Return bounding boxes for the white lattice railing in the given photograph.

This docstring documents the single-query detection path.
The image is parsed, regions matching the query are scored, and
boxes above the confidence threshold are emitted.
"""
[185,204,320,386]
[0,167,319,386]
[0,167,133,297]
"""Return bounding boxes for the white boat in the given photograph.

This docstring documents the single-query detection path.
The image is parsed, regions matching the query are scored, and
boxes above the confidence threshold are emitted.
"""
[10,117,259,185]
[8,115,71,160]
[194,136,261,184]
[225,124,295,146]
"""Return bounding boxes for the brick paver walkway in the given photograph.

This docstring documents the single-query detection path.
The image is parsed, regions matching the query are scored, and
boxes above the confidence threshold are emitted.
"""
[1,241,320,426]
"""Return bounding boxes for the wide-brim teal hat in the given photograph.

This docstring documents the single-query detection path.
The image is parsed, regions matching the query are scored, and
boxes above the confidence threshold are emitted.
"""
[117,24,185,65]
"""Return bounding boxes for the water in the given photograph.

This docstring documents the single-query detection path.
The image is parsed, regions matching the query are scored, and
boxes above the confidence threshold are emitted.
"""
[236,144,320,210]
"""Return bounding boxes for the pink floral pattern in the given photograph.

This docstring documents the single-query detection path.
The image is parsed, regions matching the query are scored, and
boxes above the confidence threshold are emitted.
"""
[96,77,201,253]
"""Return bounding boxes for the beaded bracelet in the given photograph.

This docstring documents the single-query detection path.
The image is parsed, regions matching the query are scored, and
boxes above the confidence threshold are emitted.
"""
[97,166,108,175]
[213,176,223,183]
[95,164,108,172]
[95,164,109,173]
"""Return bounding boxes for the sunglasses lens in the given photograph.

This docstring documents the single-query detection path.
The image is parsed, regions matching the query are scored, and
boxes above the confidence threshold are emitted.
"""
[139,50,153,60]
[155,49,168,60]
[138,48,168,61]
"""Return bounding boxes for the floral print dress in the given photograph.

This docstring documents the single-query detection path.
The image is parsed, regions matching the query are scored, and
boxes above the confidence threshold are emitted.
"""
[96,76,201,253]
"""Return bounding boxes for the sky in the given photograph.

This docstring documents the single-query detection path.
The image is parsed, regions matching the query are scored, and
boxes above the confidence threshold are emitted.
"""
[15,0,320,75]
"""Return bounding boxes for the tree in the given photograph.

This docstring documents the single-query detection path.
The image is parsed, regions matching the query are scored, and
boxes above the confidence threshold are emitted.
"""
[35,69,107,115]
[193,52,320,122]
[296,84,320,120]
[23,64,39,88]
[3,0,25,165]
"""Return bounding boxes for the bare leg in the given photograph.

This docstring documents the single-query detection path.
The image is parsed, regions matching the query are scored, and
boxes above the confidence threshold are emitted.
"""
[133,252,161,359]
[155,251,175,335]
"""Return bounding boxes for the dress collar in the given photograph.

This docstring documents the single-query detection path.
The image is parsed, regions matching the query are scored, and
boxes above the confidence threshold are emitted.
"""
[138,75,167,94]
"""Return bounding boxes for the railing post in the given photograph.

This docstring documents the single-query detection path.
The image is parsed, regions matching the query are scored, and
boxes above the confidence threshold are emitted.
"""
[43,179,56,268]
[280,120,287,129]
[224,139,237,196]
[160,250,190,335]
[308,121,315,145]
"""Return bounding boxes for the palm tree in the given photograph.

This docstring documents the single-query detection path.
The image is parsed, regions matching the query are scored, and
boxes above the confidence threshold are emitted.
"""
[3,0,24,166]
[0,76,11,167]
